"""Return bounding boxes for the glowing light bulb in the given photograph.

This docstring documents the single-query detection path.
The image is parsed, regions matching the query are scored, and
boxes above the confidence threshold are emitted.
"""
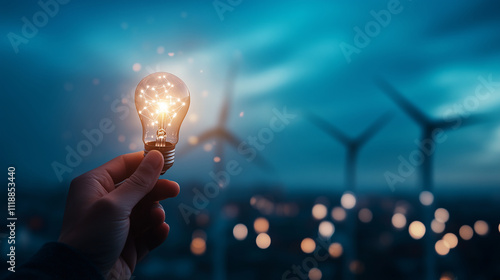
[135,72,190,174]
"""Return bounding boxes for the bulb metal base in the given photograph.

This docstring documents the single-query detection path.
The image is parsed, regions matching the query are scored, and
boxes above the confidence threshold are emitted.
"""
[144,142,175,175]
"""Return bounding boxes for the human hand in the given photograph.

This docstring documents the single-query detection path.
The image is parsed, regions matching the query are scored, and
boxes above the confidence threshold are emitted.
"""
[58,151,180,279]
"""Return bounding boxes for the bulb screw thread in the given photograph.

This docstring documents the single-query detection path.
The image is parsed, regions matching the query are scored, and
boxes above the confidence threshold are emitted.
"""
[144,143,175,175]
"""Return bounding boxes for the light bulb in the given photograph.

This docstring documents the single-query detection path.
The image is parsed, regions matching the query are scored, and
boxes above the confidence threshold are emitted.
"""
[135,72,190,174]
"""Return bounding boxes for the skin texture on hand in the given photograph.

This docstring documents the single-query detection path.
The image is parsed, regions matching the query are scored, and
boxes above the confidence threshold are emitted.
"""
[58,151,180,279]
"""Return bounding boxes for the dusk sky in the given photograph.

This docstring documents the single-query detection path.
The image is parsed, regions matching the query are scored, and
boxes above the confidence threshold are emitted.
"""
[2,0,499,194]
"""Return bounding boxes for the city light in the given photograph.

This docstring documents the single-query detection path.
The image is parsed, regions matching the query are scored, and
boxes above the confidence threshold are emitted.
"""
[301,238,316,253]
[408,221,426,240]
[233,224,248,241]
[312,204,328,220]
[341,192,356,209]
[392,213,406,229]
[256,233,271,249]
[254,217,269,233]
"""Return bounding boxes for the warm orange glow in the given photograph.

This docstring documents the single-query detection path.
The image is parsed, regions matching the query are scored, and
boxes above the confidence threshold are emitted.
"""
[474,220,489,236]
[301,238,316,253]
[408,221,426,239]
[440,273,454,280]
[318,221,335,238]
[203,143,213,151]
[431,219,445,234]
[349,260,364,274]
[256,233,271,249]
[442,233,458,249]
[435,240,449,256]
[312,204,327,220]
[358,208,373,223]
[188,136,198,145]
[341,192,356,209]
[392,213,406,229]
[254,217,269,233]
[459,225,474,240]
[190,237,206,255]
[213,156,221,163]
[133,63,141,72]
[308,268,322,280]
[419,191,434,206]
[434,208,449,223]
[233,224,248,241]
[328,243,343,258]
[331,207,346,222]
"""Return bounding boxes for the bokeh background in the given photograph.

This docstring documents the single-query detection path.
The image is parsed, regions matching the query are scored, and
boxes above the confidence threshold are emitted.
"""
[1,0,500,279]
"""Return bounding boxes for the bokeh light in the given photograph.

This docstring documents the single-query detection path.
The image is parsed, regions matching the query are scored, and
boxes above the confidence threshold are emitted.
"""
[233,224,248,241]
[254,217,269,233]
[318,221,335,238]
[328,242,343,258]
[474,220,489,236]
[459,225,474,240]
[349,260,364,274]
[301,238,316,253]
[419,191,434,206]
[132,63,141,72]
[256,233,271,249]
[408,221,426,239]
[188,136,198,145]
[442,233,458,249]
[435,240,450,256]
[341,192,356,209]
[190,237,206,255]
[431,219,446,234]
[312,204,328,220]
[435,208,450,223]
[358,208,373,223]
[392,213,407,229]
[331,207,346,222]
[308,268,322,280]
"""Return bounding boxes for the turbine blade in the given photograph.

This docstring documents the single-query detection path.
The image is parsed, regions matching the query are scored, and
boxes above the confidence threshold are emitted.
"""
[176,128,220,157]
[357,112,393,145]
[306,113,351,146]
[434,111,493,129]
[221,130,275,172]
[375,78,430,125]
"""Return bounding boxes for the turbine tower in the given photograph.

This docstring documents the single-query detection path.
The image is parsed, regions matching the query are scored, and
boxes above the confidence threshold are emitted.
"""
[375,78,486,280]
[179,57,272,280]
[307,112,392,280]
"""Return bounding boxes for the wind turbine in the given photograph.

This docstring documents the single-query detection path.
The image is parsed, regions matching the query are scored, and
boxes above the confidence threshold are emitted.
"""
[306,112,393,191]
[375,78,487,280]
[178,60,272,173]
[179,58,272,280]
[307,111,392,280]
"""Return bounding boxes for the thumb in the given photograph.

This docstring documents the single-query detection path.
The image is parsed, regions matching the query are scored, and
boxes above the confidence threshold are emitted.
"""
[108,150,164,212]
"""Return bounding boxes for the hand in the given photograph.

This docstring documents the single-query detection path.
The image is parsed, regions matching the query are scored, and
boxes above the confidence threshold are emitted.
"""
[58,151,180,279]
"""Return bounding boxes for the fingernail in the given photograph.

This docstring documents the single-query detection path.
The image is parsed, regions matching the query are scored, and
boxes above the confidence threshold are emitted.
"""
[152,203,164,211]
